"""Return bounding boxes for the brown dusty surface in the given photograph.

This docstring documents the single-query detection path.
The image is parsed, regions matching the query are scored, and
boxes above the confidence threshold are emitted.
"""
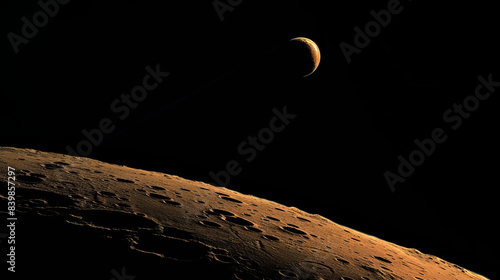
[0,147,489,280]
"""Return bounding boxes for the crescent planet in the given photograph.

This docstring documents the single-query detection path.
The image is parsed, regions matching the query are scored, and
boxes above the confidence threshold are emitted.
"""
[290,37,321,77]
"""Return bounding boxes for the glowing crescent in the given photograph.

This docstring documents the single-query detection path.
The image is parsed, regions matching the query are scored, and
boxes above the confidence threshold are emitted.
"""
[290,37,321,77]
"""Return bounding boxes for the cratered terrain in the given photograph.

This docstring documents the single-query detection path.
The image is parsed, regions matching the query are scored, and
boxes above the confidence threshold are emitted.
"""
[0,147,489,279]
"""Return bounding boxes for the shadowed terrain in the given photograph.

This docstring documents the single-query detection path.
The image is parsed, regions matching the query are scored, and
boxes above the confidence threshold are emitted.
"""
[0,147,490,279]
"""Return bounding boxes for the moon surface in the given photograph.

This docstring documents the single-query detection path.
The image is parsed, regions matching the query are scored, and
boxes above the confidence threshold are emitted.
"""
[0,147,488,279]
[290,37,321,77]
